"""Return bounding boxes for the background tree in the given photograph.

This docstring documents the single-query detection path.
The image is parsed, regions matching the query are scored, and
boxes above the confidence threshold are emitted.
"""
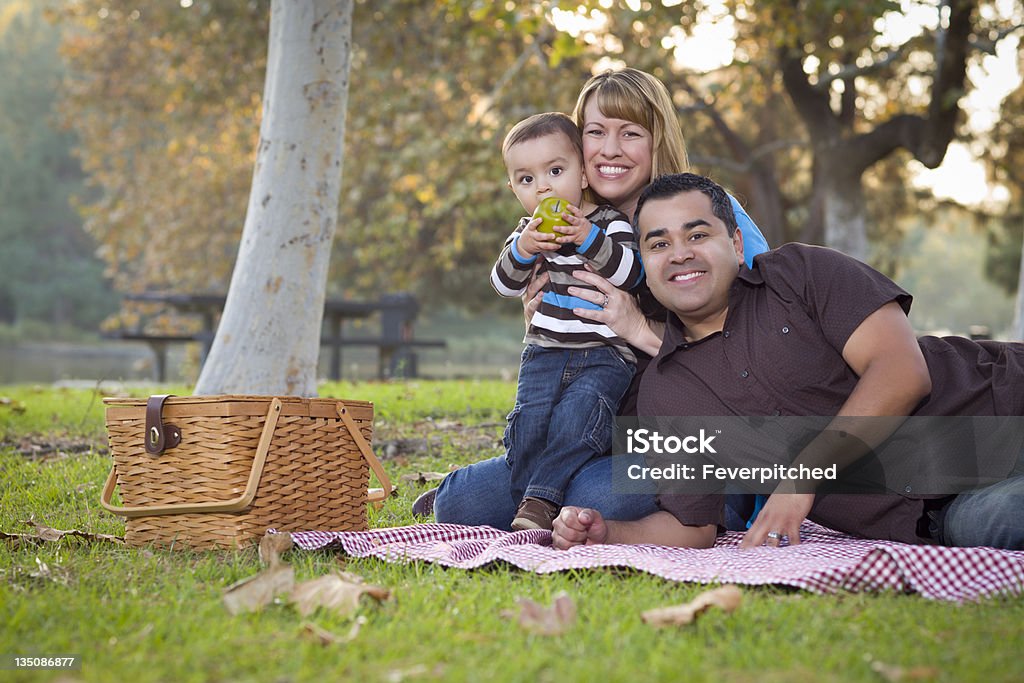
[610,0,1020,262]
[327,1,589,310]
[983,75,1024,339]
[56,0,1023,345]
[0,0,113,330]
[58,1,267,299]
[193,0,353,396]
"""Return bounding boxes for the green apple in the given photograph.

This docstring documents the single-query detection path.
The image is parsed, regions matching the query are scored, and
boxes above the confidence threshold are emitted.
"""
[532,196,571,237]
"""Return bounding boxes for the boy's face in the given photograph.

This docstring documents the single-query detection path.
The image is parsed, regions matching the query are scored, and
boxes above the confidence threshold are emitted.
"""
[505,132,588,214]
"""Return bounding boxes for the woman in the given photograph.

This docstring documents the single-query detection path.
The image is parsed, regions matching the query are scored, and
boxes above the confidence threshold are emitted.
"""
[419,68,769,529]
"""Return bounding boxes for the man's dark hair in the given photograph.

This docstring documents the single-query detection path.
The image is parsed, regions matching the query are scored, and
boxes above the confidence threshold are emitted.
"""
[634,173,738,236]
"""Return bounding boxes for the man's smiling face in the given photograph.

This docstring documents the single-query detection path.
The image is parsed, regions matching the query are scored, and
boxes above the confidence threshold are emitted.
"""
[637,190,744,339]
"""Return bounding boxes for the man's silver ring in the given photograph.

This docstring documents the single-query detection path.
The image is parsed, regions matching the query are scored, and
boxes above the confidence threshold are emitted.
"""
[601,294,610,308]
[766,531,782,540]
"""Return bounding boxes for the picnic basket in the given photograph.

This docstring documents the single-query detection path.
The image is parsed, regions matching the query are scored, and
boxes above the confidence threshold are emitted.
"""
[100,394,391,549]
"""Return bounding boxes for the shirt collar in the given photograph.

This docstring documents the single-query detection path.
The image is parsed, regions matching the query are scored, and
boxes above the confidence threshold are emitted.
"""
[653,262,764,367]
[736,262,764,286]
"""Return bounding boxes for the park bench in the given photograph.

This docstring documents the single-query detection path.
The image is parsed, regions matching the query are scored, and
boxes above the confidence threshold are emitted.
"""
[102,292,445,382]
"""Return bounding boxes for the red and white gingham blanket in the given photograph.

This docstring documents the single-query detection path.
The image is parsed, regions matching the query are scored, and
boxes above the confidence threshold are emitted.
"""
[290,521,1024,602]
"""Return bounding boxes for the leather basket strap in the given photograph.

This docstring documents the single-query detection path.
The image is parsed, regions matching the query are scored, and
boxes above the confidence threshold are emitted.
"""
[145,394,181,455]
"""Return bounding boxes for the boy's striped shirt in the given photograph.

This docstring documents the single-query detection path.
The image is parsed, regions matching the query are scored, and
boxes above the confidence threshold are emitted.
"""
[490,204,643,363]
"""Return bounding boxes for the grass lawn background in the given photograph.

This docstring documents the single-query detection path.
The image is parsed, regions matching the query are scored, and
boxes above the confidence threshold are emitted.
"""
[1,381,1022,683]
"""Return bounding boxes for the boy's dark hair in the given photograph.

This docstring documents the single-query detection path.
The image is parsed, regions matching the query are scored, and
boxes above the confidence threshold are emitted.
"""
[634,173,738,236]
[501,112,583,168]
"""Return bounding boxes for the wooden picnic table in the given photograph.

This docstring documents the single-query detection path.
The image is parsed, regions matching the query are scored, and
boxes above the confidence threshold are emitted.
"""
[105,292,445,382]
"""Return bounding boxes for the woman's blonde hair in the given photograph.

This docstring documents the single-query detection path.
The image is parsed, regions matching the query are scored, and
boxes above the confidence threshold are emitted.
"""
[572,68,689,179]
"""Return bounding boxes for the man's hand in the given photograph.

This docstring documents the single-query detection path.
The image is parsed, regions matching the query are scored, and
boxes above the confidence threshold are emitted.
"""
[516,216,561,256]
[739,492,814,549]
[551,506,609,549]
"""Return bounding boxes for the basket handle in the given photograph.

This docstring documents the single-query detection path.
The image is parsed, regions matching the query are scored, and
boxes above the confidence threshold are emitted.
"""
[336,402,394,502]
[100,398,284,518]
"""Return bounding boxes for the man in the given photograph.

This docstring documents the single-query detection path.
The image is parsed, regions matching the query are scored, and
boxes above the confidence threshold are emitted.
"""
[552,173,1024,551]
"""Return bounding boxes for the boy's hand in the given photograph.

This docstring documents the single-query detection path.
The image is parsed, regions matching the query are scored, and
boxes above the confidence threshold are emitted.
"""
[516,216,561,257]
[554,204,593,247]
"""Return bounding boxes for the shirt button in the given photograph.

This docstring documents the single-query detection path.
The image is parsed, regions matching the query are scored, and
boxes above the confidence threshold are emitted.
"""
[903,484,912,493]
[723,331,731,338]
[782,326,790,334]
[740,370,749,378]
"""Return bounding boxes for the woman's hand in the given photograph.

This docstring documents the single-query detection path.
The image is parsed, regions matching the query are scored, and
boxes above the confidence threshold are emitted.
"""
[568,269,663,355]
[522,267,549,329]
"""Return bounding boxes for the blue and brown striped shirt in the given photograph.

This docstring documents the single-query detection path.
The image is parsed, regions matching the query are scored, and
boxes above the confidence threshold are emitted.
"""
[490,204,643,363]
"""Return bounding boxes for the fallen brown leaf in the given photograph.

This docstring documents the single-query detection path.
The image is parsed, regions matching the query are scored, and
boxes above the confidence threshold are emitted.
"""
[259,531,294,566]
[870,661,940,682]
[1,520,124,546]
[2,433,101,459]
[0,397,26,413]
[386,664,449,683]
[290,571,390,618]
[508,591,576,635]
[641,585,743,627]
[222,563,295,615]
[301,616,367,645]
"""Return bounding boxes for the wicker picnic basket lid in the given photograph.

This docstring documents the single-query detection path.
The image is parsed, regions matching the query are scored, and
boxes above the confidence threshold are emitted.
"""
[102,394,373,421]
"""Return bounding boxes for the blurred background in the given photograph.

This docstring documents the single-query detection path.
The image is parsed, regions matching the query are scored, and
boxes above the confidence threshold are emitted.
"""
[0,0,1021,384]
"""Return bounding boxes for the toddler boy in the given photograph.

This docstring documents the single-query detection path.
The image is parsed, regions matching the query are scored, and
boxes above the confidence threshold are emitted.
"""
[492,112,643,530]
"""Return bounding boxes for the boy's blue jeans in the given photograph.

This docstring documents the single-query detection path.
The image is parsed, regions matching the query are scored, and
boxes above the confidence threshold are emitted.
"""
[506,344,633,507]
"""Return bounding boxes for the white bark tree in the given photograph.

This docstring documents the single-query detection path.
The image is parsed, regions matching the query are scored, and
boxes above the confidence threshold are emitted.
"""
[194,0,353,397]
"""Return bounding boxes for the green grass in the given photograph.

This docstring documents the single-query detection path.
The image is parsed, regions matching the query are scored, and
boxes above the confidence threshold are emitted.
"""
[1,381,1022,683]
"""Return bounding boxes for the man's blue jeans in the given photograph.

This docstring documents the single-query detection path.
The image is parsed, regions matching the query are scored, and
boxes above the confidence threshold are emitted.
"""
[434,451,658,531]
[934,453,1024,549]
[506,344,633,506]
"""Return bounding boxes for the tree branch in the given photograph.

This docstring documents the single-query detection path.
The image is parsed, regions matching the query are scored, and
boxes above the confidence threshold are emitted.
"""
[687,154,747,175]
[918,0,975,167]
[970,22,1024,55]
[689,139,809,174]
[673,74,753,163]
[781,48,841,142]
[467,35,544,124]
[811,0,978,176]
[812,47,906,91]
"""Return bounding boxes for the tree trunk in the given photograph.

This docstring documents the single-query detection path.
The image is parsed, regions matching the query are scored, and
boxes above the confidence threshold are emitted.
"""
[821,171,868,262]
[739,167,786,247]
[1012,217,1024,341]
[194,0,353,397]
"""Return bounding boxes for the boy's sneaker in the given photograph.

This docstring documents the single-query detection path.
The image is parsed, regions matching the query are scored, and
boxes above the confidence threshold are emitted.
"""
[511,497,560,531]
